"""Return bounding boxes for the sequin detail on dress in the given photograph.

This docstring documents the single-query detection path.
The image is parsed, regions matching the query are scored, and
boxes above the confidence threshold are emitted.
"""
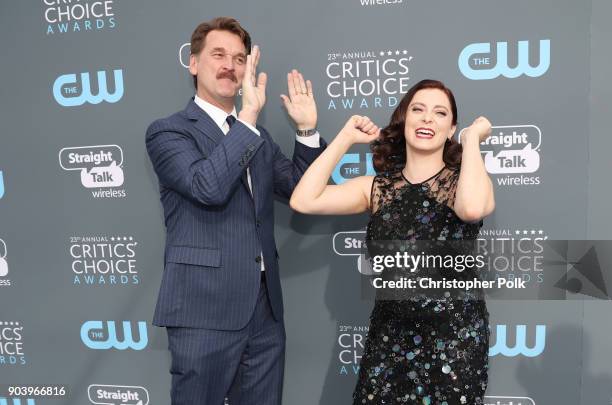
[353,167,489,405]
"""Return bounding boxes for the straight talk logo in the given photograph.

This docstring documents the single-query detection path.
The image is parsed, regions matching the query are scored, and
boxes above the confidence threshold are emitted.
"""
[88,384,149,405]
[0,239,10,287]
[359,0,403,5]
[459,125,542,186]
[333,230,368,273]
[484,396,535,405]
[59,145,127,198]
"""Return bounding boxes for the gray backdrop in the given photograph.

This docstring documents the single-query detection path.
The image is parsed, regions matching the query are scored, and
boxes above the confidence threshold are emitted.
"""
[1,0,610,404]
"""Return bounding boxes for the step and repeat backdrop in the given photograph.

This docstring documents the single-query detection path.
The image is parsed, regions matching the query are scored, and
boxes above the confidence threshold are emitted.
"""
[1,0,611,404]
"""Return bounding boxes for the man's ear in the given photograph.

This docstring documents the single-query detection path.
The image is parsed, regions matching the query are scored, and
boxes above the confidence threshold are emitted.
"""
[188,53,198,76]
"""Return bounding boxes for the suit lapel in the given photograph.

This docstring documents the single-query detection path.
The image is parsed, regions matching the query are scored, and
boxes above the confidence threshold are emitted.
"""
[185,99,253,198]
[185,100,225,145]
[248,138,267,212]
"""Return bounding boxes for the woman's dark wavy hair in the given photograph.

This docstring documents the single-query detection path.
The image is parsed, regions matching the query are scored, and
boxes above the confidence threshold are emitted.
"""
[372,79,462,173]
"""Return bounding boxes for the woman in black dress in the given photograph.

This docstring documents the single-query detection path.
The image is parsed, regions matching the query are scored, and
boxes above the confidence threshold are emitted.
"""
[290,79,495,404]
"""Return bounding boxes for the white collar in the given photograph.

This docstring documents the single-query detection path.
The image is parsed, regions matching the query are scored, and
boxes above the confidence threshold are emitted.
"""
[193,95,237,130]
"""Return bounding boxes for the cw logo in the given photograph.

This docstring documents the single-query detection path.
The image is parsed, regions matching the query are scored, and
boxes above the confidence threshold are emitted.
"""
[0,399,35,405]
[179,42,190,68]
[0,170,4,199]
[489,324,546,357]
[459,40,550,80]
[53,69,124,107]
[332,153,375,185]
[81,321,148,350]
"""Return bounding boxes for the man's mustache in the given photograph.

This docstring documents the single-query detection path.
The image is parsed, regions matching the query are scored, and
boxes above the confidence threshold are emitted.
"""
[217,71,237,83]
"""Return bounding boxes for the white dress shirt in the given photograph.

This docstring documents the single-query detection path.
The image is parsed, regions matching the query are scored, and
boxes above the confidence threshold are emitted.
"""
[193,95,321,271]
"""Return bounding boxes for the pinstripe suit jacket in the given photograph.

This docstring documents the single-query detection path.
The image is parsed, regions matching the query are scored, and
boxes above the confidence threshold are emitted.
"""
[146,99,326,330]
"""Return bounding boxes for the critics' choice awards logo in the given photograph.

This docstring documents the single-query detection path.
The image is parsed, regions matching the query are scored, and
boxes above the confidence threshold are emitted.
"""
[478,228,548,287]
[70,236,139,286]
[459,39,550,80]
[460,125,542,186]
[53,69,124,107]
[59,145,127,198]
[325,50,414,110]
[0,321,26,366]
[88,385,149,405]
[81,321,148,351]
[336,325,368,375]
[489,325,546,358]
[484,396,536,405]
[0,239,9,287]
[44,0,117,35]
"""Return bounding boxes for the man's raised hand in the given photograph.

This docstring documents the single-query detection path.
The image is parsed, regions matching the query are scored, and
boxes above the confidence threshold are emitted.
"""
[239,45,267,126]
[280,69,317,130]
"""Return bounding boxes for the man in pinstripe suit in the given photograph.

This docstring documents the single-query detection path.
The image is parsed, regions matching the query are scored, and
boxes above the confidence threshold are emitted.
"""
[146,17,326,405]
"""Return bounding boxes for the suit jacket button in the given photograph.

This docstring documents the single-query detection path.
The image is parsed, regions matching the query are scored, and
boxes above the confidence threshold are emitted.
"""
[256,220,261,227]
[255,255,262,263]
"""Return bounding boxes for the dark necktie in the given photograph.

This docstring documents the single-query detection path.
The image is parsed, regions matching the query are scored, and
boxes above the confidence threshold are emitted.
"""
[226,115,236,129]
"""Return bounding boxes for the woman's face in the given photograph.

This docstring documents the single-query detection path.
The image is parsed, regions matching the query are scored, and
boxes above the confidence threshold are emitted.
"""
[404,88,456,153]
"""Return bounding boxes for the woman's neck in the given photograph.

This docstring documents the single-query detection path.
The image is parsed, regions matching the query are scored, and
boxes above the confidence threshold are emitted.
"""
[403,147,446,184]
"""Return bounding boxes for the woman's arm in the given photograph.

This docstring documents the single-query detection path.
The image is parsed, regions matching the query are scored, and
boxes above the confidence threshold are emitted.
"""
[454,116,496,222]
[289,116,379,215]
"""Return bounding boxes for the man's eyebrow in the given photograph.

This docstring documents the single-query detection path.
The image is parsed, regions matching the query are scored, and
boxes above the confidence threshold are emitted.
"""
[210,47,246,58]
